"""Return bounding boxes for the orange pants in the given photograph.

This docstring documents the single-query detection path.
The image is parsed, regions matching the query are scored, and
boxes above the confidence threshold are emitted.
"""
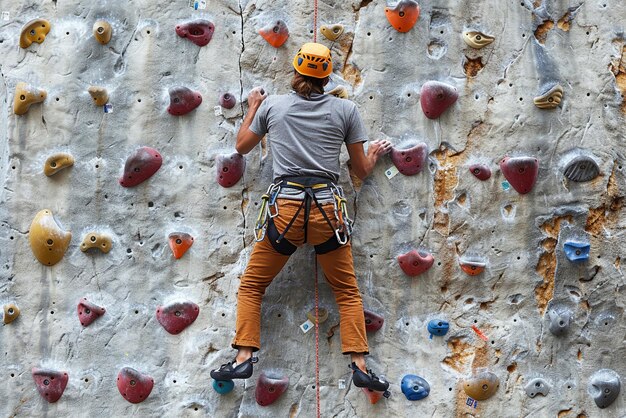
[232,198,369,354]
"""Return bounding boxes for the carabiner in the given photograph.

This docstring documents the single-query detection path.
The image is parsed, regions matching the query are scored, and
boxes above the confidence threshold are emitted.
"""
[267,182,281,218]
[254,194,270,242]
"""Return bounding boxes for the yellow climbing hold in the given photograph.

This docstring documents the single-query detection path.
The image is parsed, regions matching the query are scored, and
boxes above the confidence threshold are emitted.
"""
[80,232,112,254]
[29,209,71,266]
[3,303,20,324]
[327,86,349,99]
[20,19,51,48]
[93,20,112,45]
[307,307,329,324]
[87,86,109,106]
[534,84,563,109]
[463,31,495,49]
[320,24,344,42]
[44,153,74,177]
[13,82,47,115]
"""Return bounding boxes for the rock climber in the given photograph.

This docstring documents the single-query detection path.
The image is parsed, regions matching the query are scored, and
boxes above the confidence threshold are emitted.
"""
[210,42,392,395]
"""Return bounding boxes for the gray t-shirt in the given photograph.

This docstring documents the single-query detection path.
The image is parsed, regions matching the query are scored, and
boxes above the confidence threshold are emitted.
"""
[249,92,368,183]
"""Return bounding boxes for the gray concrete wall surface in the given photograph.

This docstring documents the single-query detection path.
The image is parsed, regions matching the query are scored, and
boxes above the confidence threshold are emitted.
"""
[0,0,625,416]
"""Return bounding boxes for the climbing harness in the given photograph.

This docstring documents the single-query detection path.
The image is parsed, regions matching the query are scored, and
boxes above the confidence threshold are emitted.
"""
[254,177,353,256]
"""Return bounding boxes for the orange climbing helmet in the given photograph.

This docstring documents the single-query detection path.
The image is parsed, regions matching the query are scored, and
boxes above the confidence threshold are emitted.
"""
[292,42,332,78]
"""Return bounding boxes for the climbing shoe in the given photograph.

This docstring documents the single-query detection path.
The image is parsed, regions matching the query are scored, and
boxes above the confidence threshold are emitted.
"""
[349,362,391,397]
[210,357,258,380]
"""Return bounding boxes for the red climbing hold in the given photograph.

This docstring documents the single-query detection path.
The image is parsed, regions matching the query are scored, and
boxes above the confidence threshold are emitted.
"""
[156,301,199,335]
[119,147,162,187]
[469,164,491,181]
[168,232,194,259]
[398,249,434,277]
[117,367,154,404]
[420,81,458,119]
[255,371,289,406]
[219,92,236,109]
[384,0,420,33]
[259,20,289,48]
[217,153,245,187]
[390,143,428,176]
[167,86,202,116]
[32,368,69,403]
[499,156,539,194]
[363,308,384,332]
[175,20,215,47]
[77,297,106,327]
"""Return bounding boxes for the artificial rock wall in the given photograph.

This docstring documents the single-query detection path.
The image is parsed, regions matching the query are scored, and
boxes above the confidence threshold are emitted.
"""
[1,0,625,417]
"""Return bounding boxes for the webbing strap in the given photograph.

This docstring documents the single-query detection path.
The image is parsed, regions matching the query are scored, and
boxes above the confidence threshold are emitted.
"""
[275,198,305,244]
[267,218,297,255]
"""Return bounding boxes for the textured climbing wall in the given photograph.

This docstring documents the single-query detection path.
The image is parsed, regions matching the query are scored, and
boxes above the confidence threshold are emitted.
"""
[1,0,625,416]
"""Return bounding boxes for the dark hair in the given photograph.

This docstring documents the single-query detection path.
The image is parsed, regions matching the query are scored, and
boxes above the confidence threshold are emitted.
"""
[291,71,326,99]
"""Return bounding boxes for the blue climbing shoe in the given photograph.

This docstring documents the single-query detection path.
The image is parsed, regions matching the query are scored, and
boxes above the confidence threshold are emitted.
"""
[349,362,391,397]
[210,357,258,380]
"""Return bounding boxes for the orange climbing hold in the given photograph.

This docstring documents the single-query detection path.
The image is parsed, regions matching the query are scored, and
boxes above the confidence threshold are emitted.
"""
[384,0,420,33]
[460,262,485,276]
[88,86,109,106]
[93,20,112,45]
[459,256,486,276]
[3,303,20,324]
[13,82,46,115]
[20,19,51,48]
[29,209,71,266]
[259,20,289,48]
[168,232,194,259]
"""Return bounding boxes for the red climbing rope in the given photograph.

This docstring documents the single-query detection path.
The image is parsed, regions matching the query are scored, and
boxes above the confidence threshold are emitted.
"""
[314,258,321,418]
[312,0,320,414]
[313,0,318,42]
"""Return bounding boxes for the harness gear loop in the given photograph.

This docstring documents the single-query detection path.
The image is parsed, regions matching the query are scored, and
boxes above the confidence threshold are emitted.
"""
[254,182,282,242]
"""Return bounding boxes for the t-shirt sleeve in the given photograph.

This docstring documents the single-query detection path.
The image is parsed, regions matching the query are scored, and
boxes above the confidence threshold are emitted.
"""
[249,99,270,136]
[344,104,368,144]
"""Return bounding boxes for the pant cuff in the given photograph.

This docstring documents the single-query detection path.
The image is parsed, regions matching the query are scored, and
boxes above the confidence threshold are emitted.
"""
[342,347,370,355]
[231,339,260,352]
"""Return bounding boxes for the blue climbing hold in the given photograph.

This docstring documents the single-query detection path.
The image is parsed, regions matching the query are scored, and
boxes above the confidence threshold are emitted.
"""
[564,241,590,262]
[401,374,430,401]
[427,319,449,338]
[212,379,234,394]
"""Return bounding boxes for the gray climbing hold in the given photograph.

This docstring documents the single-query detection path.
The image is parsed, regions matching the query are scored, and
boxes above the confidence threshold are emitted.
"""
[588,369,620,409]
[547,306,571,336]
[563,155,600,182]
[524,378,551,398]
